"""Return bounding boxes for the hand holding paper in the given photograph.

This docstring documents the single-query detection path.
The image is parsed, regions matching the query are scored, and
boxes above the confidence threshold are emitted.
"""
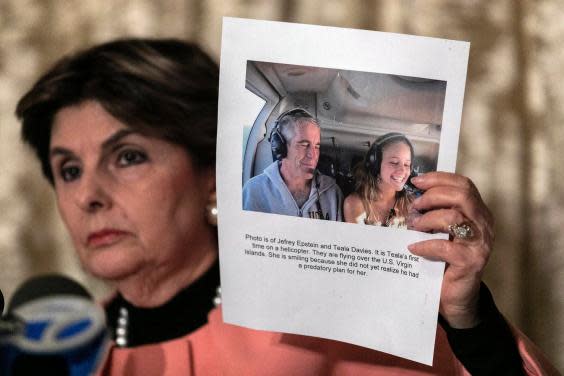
[408,172,494,328]
[217,17,558,374]
[218,17,471,365]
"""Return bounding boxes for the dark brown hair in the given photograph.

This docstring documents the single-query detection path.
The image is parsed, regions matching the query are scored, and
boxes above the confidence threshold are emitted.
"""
[16,38,219,184]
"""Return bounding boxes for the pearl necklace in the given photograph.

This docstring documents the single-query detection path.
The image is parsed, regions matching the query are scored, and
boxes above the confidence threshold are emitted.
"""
[115,307,129,347]
[114,286,222,348]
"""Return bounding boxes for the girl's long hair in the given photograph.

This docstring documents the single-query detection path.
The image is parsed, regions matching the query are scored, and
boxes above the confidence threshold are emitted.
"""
[353,135,414,223]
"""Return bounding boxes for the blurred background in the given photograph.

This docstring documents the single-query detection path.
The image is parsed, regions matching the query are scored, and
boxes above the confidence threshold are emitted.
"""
[0,0,562,371]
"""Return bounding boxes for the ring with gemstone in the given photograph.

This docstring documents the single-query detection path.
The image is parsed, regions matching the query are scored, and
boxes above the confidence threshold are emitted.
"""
[448,223,474,240]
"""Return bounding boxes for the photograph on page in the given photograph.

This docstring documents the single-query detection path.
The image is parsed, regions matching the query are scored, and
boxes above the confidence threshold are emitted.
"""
[242,61,445,228]
[217,17,469,365]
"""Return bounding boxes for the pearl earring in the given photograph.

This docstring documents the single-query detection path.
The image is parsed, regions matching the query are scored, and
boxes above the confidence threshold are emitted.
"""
[206,192,217,226]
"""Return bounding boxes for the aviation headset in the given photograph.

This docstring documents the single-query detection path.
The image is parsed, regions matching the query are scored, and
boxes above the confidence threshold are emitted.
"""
[364,133,416,225]
[269,108,318,162]
[364,132,414,178]
[268,108,329,219]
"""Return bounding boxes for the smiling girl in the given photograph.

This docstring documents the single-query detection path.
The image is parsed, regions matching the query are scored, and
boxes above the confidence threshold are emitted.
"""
[344,133,415,227]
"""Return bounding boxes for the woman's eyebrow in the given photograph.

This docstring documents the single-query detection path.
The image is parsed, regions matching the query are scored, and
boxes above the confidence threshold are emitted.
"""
[100,129,137,152]
[49,129,137,160]
[49,146,75,160]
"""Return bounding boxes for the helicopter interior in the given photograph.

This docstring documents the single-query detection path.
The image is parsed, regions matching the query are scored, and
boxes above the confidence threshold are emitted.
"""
[243,60,447,197]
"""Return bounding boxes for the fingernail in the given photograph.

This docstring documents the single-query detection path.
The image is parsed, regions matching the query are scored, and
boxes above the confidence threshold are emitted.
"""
[411,175,424,184]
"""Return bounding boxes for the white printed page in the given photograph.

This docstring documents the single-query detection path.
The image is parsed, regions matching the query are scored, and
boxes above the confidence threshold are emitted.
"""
[217,17,469,365]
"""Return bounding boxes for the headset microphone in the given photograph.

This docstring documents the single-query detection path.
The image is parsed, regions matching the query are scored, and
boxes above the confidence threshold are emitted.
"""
[403,170,425,198]
[0,275,109,376]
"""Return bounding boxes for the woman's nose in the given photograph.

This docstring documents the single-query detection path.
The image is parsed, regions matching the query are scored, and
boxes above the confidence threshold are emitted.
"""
[398,164,409,175]
[75,174,112,212]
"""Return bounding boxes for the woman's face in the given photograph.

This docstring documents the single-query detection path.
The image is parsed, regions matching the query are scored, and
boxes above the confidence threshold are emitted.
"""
[379,141,412,192]
[49,101,216,283]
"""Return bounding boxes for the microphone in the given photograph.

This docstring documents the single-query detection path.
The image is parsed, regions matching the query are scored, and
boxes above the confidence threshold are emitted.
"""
[1,288,24,338]
[404,170,425,197]
[0,275,109,376]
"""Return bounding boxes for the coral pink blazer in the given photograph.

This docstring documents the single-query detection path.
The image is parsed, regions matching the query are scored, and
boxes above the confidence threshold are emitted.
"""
[98,307,558,375]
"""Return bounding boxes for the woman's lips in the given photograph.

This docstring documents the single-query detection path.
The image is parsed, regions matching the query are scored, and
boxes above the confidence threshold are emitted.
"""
[390,178,406,187]
[389,175,408,190]
[87,229,129,248]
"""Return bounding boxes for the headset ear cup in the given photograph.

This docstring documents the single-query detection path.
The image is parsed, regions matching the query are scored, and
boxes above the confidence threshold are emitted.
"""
[269,127,287,161]
[366,144,378,177]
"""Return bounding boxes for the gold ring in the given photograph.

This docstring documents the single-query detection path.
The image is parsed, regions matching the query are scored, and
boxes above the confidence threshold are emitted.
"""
[448,223,474,239]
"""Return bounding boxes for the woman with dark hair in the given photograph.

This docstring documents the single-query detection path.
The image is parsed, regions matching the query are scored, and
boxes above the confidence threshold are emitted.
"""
[344,133,415,228]
[15,38,555,375]
[17,38,220,373]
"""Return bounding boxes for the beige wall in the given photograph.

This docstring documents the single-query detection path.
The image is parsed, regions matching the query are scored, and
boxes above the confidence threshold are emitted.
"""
[1,0,562,371]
